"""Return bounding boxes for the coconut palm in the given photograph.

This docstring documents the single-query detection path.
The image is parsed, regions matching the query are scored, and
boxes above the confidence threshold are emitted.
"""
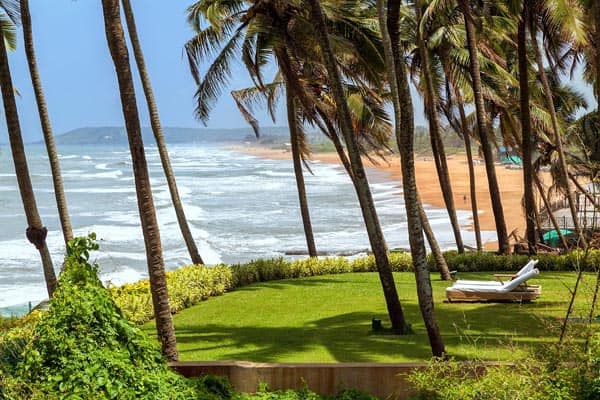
[457,0,510,254]
[528,0,588,247]
[20,0,73,246]
[186,0,410,332]
[120,0,205,265]
[377,0,444,354]
[0,0,57,296]
[100,0,177,361]
[412,0,465,254]
[285,86,317,257]
[422,0,515,253]
[516,2,537,253]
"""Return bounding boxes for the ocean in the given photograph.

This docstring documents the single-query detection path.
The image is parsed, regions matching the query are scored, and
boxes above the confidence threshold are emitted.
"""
[0,143,495,314]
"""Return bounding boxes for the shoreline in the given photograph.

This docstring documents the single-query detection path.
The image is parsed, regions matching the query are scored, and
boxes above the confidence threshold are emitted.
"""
[233,144,533,250]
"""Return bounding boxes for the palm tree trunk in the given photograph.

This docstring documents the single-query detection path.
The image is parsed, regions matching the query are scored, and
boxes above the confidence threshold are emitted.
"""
[101,0,178,361]
[418,197,451,280]
[455,89,483,250]
[21,0,73,246]
[534,174,569,248]
[458,0,510,254]
[414,0,464,253]
[378,0,444,354]
[121,0,204,265]
[286,89,317,257]
[594,1,600,106]
[518,4,537,255]
[530,28,586,247]
[570,173,599,208]
[0,22,57,297]
[306,0,410,334]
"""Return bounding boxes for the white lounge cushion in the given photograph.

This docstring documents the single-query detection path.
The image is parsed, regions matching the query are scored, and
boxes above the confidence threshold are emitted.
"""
[454,259,539,287]
[447,269,539,294]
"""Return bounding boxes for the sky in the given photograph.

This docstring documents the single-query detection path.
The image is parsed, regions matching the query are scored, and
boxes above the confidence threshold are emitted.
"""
[0,0,294,143]
[0,1,596,144]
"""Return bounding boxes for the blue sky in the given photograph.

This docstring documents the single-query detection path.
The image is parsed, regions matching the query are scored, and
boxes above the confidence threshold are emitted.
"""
[0,1,596,143]
[1,0,292,143]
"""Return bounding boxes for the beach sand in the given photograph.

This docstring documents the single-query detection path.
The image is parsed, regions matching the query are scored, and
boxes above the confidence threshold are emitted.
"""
[235,145,532,250]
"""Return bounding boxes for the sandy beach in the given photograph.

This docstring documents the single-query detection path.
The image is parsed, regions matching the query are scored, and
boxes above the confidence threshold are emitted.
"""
[235,145,532,250]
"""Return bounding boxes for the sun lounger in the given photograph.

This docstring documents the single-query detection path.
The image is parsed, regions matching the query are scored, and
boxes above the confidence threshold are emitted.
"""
[454,259,538,286]
[446,268,542,302]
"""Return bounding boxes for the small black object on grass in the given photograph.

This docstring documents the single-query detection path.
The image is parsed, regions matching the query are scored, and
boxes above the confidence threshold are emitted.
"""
[371,318,382,331]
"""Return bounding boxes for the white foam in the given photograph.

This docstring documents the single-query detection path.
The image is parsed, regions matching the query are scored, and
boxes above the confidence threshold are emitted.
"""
[0,284,47,308]
[101,267,145,287]
[95,163,110,170]
[86,170,123,179]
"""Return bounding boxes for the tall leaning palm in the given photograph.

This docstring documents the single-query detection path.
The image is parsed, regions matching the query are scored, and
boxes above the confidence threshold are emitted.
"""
[187,0,410,333]
[413,0,464,254]
[457,0,510,254]
[120,0,204,265]
[377,0,445,357]
[20,0,73,246]
[305,0,410,334]
[0,1,57,296]
[517,2,537,253]
[101,0,178,361]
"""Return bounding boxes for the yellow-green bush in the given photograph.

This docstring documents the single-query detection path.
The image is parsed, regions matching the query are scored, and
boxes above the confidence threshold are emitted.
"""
[110,265,233,325]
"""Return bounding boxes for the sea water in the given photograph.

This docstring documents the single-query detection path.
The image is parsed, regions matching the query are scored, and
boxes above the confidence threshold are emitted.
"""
[0,143,495,313]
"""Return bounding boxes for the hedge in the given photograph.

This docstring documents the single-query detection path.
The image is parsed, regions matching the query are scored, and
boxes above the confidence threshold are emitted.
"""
[109,250,599,325]
[434,250,600,273]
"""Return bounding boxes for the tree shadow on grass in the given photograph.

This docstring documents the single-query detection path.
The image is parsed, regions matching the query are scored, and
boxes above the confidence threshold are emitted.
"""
[233,277,356,292]
[172,301,561,362]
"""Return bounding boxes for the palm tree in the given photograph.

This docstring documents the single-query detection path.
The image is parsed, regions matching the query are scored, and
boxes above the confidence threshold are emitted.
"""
[100,0,177,361]
[517,2,537,254]
[0,0,57,296]
[302,0,410,334]
[413,0,464,254]
[187,0,410,333]
[20,0,73,246]
[528,0,587,247]
[457,0,510,254]
[377,0,444,355]
[120,0,204,265]
[285,89,318,257]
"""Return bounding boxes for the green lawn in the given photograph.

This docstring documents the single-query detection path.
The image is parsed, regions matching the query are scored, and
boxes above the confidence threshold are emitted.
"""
[144,272,598,362]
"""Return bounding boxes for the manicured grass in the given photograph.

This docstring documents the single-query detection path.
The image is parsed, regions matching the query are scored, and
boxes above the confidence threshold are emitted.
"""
[144,272,597,362]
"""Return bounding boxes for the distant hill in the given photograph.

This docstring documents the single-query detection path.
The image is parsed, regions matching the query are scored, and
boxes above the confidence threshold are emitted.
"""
[36,126,291,146]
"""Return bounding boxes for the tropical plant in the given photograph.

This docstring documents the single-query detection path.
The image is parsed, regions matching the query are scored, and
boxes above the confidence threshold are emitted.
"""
[20,0,73,246]
[100,0,178,361]
[0,0,57,296]
[457,0,510,254]
[185,0,410,333]
[376,0,444,354]
[120,0,205,265]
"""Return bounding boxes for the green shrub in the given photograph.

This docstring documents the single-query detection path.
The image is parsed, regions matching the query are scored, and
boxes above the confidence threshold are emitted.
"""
[233,386,378,400]
[430,250,600,273]
[0,235,203,400]
[110,264,234,324]
[408,360,576,400]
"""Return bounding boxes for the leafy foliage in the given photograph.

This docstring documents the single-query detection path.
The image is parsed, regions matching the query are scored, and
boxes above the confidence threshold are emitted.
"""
[437,250,600,272]
[0,236,203,400]
[408,359,577,400]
